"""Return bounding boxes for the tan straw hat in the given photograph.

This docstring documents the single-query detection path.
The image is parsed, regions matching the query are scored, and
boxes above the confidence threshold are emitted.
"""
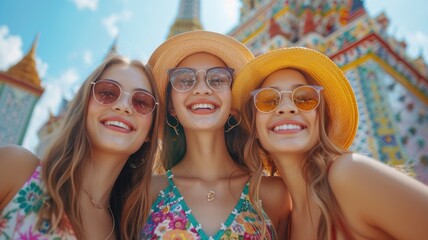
[232,47,358,149]
[148,30,254,102]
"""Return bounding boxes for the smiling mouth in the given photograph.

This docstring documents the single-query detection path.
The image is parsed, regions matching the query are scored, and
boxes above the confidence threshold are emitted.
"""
[272,124,304,131]
[190,103,216,110]
[104,120,132,131]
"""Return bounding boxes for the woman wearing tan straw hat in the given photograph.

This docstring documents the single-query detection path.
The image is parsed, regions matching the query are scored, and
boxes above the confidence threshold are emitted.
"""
[0,55,160,240]
[233,47,428,239]
[141,30,291,239]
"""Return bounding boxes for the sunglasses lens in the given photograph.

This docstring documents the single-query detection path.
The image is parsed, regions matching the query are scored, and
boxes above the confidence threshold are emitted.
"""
[255,89,281,113]
[93,81,121,104]
[206,68,232,91]
[131,92,156,115]
[293,86,320,111]
[170,68,195,92]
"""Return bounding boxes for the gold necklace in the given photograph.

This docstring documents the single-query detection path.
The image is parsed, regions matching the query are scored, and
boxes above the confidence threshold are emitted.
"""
[82,189,115,240]
[207,190,216,201]
[205,169,247,202]
[82,189,110,209]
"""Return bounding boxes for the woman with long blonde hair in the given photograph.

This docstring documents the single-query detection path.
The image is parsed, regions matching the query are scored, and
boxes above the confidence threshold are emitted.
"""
[0,54,160,239]
[233,47,428,239]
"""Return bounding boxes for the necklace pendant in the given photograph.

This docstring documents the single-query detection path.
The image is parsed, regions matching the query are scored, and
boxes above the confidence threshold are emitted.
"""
[207,190,215,202]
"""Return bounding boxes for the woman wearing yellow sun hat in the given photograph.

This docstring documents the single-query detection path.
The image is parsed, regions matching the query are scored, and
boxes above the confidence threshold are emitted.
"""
[233,47,428,239]
[141,30,291,239]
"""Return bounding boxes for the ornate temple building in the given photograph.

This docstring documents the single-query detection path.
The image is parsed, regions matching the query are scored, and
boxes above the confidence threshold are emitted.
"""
[169,0,428,183]
[0,36,44,146]
[32,0,428,183]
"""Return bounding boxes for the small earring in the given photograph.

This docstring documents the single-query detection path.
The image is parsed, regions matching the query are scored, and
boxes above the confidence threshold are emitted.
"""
[166,115,180,136]
[225,114,241,133]
[42,196,51,208]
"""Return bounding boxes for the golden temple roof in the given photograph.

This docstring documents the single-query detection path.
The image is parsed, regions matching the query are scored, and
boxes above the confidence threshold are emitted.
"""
[5,35,42,89]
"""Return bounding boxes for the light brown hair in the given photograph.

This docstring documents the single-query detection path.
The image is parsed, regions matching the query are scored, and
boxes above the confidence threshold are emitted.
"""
[39,55,160,239]
[241,68,352,239]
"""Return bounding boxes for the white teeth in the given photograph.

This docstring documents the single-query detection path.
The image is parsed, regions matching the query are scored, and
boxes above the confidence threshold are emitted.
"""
[191,103,215,110]
[273,124,302,131]
[105,120,130,130]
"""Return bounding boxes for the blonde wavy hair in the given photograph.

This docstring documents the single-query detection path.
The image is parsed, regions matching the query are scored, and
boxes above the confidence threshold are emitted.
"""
[241,68,353,240]
[38,55,160,239]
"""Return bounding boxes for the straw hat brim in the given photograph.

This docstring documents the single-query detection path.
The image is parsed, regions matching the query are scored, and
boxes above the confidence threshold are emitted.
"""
[232,47,358,149]
[148,30,254,103]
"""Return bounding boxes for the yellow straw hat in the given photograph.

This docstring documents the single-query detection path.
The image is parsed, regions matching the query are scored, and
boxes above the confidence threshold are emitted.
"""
[232,47,358,149]
[147,30,254,103]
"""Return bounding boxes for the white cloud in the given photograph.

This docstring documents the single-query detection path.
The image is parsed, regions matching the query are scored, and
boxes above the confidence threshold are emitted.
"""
[407,31,428,59]
[83,50,93,65]
[221,0,240,22]
[36,57,49,79]
[202,0,240,33]
[0,25,23,70]
[71,0,99,11]
[102,10,133,37]
[57,68,81,99]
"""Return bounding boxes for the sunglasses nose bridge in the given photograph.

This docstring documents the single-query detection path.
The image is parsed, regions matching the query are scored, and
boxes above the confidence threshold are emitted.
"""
[195,70,208,85]
[276,90,297,112]
[192,70,212,93]
[278,90,293,104]
[195,69,207,78]
[114,90,131,104]
[112,89,135,114]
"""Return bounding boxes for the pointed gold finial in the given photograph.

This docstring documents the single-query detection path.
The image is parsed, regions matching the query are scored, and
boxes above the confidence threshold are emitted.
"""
[6,33,42,89]
[168,0,203,38]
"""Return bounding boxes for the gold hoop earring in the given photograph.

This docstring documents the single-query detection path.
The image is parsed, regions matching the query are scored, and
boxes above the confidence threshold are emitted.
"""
[166,115,180,136]
[225,114,241,133]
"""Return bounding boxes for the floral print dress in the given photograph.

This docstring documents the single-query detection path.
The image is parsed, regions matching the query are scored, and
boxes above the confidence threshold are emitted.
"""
[142,170,275,240]
[0,164,76,240]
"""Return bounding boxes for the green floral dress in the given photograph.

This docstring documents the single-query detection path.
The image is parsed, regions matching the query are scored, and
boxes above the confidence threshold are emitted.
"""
[0,164,76,240]
[141,170,275,240]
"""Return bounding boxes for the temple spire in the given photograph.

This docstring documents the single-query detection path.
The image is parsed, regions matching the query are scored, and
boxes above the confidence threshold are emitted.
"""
[6,34,42,89]
[105,36,119,59]
[168,0,203,38]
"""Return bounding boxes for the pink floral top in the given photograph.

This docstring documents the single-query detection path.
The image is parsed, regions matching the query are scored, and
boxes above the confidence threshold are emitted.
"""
[0,164,76,240]
[141,170,275,240]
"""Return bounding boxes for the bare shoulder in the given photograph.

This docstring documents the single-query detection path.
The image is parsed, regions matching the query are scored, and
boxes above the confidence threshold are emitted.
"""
[328,153,428,239]
[329,153,395,195]
[0,144,40,209]
[149,173,168,201]
[0,144,39,174]
[328,152,426,192]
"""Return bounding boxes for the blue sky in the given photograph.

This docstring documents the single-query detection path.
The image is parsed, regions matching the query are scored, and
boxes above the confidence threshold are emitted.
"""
[0,0,427,153]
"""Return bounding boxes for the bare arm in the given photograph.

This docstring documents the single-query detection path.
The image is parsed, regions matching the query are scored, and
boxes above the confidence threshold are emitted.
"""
[329,153,428,240]
[0,144,39,210]
[260,176,292,239]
